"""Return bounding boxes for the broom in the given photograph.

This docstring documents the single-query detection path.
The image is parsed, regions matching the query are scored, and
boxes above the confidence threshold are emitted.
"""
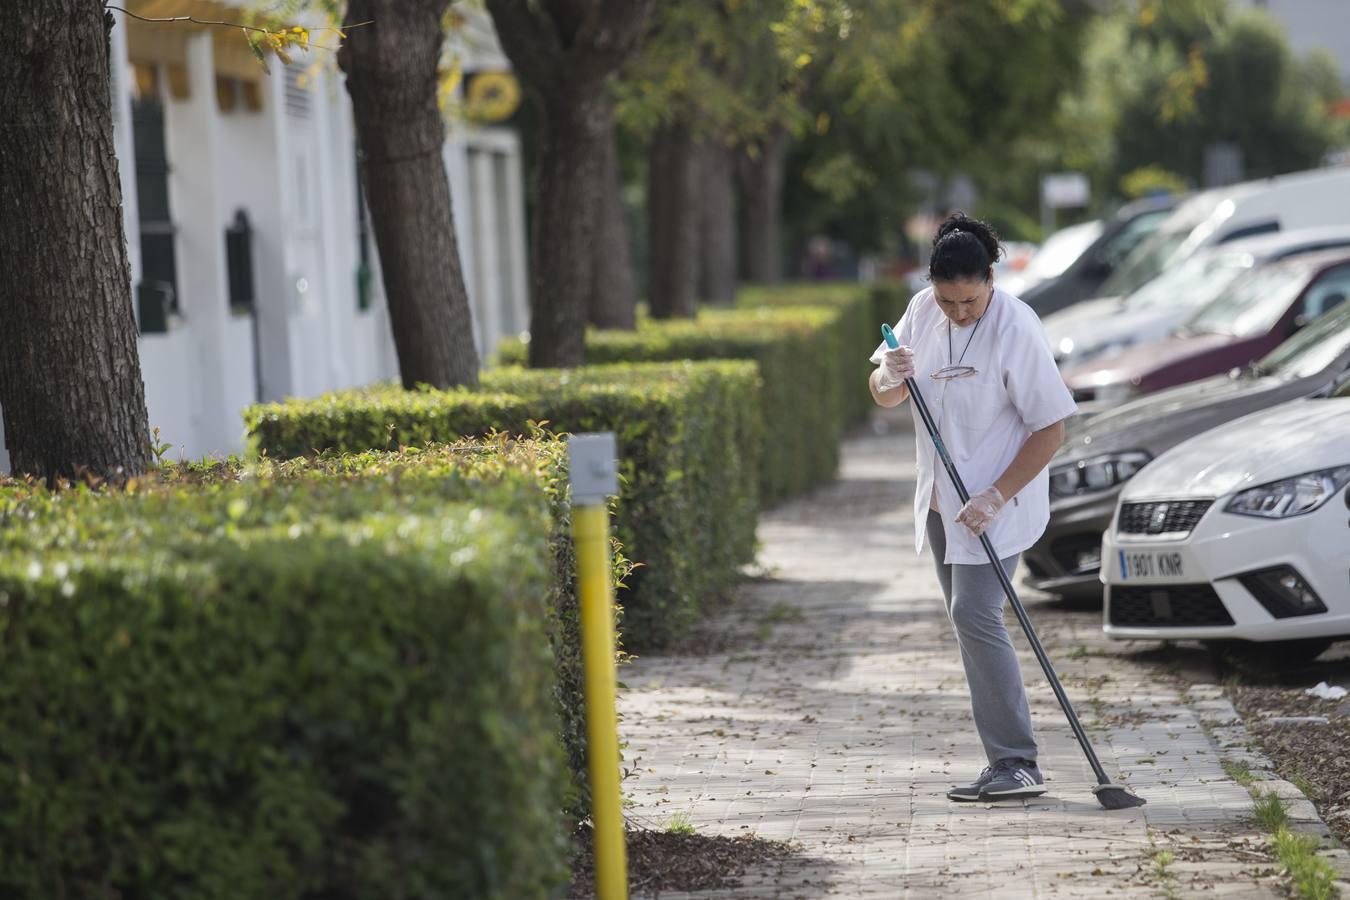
[882,323,1145,810]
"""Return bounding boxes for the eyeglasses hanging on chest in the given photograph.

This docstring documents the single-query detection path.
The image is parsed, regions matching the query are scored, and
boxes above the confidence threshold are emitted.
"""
[931,314,984,381]
[931,365,978,381]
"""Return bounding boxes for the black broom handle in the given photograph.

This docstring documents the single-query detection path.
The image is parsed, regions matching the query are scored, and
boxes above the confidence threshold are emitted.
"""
[904,375,1111,786]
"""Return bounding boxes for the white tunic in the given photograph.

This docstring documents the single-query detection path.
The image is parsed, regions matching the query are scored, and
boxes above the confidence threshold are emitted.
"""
[869,286,1077,565]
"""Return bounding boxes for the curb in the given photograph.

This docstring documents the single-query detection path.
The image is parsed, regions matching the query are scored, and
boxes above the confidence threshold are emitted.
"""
[1190,683,1350,886]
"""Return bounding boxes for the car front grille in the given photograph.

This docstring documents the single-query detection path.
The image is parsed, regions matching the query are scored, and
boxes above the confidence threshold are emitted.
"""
[1117,499,1213,537]
[1108,584,1234,627]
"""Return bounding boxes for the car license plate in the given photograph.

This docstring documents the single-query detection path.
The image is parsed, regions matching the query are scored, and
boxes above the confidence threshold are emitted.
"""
[1117,550,1185,581]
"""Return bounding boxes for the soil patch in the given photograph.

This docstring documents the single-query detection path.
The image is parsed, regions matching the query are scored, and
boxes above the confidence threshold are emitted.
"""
[567,827,799,898]
[1229,682,1350,847]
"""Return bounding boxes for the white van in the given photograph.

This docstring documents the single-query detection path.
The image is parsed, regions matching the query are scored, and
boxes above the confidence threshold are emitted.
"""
[1097,167,1350,300]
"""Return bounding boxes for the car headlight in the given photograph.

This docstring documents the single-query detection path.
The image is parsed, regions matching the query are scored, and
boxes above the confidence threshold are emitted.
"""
[1225,465,1350,518]
[1050,451,1152,498]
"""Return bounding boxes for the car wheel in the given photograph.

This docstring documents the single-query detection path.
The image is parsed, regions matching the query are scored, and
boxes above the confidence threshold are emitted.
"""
[1206,638,1335,674]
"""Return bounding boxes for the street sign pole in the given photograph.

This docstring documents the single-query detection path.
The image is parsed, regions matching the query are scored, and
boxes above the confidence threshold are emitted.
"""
[568,433,627,900]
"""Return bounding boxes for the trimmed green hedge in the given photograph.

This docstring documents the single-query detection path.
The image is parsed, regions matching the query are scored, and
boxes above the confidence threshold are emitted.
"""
[227,439,622,826]
[0,449,571,899]
[495,281,911,505]
[245,362,762,651]
[736,280,912,426]
[496,310,836,503]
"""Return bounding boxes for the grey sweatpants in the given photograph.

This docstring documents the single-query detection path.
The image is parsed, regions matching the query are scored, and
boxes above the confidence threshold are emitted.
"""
[926,510,1038,765]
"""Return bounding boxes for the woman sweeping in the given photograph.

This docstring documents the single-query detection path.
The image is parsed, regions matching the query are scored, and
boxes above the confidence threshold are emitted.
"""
[869,213,1078,802]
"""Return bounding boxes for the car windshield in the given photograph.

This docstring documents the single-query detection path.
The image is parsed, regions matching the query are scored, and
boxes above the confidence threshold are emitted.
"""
[1260,303,1350,379]
[1097,208,1171,270]
[1020,221,1103,281]
[1124,251,1255,313]
[1100,230,1190,297]
[1184,260,1319,338]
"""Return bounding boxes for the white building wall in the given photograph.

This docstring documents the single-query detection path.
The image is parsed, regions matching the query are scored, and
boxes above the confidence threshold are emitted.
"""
[333,79,400,389]
[156,32,242,459]
[2,9,528,473]
[215,61,283,418]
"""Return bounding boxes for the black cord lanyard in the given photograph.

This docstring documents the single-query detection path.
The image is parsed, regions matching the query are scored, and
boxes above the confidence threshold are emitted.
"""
[947,298,988,367]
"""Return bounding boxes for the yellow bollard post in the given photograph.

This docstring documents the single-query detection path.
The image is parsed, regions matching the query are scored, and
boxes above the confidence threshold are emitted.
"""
[569,433,628,900]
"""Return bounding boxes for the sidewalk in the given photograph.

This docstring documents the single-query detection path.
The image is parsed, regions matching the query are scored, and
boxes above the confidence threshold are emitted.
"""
[618,415,1345,898]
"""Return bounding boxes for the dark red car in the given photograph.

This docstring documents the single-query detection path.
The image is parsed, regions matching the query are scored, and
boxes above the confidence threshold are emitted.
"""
[1062,249,1350,405]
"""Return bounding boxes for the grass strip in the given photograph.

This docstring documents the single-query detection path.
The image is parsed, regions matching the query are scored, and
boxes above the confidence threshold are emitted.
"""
[1150,847,1183,900]
[1249,790,1340,900]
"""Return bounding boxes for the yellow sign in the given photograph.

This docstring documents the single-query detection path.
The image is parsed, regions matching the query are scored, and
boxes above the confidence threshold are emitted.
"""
[466,71,521,123]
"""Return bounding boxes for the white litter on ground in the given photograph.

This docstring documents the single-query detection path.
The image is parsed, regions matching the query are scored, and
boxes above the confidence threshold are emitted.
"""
[1305,682,1348,701]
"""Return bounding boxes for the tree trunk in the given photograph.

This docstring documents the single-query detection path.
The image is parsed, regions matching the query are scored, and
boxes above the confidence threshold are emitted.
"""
[589,104,637,330]
[485,0,654,366]
[339,0,479,389]
[698,140,738,306]
[647,122,700,320]
[0,4,150,482]
[736,128,791,284]
[527,84,611,366]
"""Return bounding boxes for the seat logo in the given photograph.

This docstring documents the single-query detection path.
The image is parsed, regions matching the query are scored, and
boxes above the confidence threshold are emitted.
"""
[1148,503,1171,534]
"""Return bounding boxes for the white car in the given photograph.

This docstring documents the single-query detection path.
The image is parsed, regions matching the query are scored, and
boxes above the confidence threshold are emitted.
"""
[1000,220,1103,298]
[1101,392,1350,660]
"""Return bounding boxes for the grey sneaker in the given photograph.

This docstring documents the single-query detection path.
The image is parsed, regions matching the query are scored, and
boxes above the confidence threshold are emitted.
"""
[946,766,995,802]
[978,758,1046,800]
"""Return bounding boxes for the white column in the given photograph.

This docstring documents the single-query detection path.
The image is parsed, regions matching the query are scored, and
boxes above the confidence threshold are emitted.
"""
[311,65,351,390]
[502,133,531,340]
[251,62,294,402]
[443,128,477,331]
[168,32,234,456]
[109,16,140,289]
[470,145,502,358]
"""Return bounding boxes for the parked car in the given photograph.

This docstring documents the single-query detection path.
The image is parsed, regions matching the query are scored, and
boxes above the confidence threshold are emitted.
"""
[1101,386,1350,661]
[999,220,1103,299]
[1045,226,1350,372]
[1094,167,1350,305]
[1062,249,1350,407]
[1022,300,1350,597]
[994,240,1038,283]
[1019,196,1177,316]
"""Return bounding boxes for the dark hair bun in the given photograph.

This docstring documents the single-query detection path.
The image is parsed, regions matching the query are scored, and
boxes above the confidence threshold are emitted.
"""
[929,212,1002,282]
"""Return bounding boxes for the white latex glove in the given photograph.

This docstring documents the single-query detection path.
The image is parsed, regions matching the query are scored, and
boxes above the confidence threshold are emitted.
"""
[956,486,1005,537]
[877,345,916,391]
